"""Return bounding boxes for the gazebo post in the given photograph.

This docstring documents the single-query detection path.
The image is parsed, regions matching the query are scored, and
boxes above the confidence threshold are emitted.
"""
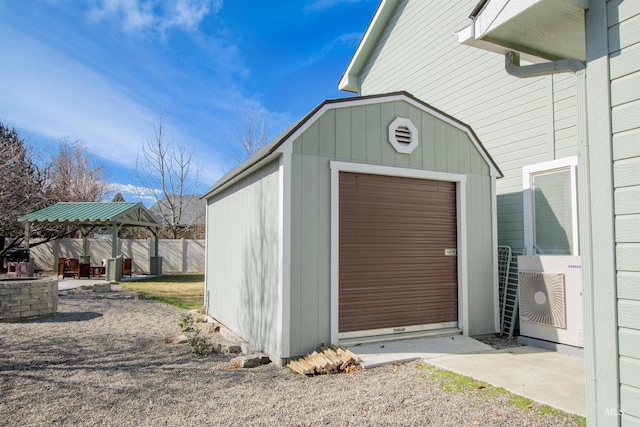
[155,227,159,258]
[80,229,90,264]
[24,223,30,249]
[24,222,34,276]
[106,221,122,281]
[149,226,162,276]
[111,222,118,258]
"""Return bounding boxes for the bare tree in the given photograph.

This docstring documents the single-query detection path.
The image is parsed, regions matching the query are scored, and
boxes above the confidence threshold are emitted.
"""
[46,141,110,203]
[232,108,269,163]
[0,125,114,264]
[135,115,202,239]
[0,123,50,254]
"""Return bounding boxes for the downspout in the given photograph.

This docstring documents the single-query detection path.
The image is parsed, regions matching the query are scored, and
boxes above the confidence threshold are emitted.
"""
[505,51,603,422]
[504,51,584,77]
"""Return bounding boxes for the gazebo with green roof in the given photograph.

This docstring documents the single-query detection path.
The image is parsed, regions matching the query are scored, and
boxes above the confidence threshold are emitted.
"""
[19,202,162,279]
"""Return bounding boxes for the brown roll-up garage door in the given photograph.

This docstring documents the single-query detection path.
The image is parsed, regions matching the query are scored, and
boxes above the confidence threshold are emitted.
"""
[339,172,458,334]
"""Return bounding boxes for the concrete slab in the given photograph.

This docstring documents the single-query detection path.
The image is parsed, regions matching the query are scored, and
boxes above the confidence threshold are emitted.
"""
[431,346,585,416]
[58,279,108,291]
[348,336,585,417]
[348,335,493,368]
[57,274,157,291]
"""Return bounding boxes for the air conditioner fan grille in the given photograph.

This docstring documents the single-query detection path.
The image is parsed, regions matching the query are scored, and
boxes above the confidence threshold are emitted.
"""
[518,272,566,328]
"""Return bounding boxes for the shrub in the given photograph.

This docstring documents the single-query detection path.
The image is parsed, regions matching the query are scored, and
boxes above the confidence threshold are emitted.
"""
[178,312,194,332]
[188,331,211,357]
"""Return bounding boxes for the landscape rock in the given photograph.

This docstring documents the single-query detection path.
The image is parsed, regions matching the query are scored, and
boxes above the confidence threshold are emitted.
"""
[195,322,219,334]
[213,339,242,354]
[230,354,271,369]
[93,283,111,293]
[174,334,189,344]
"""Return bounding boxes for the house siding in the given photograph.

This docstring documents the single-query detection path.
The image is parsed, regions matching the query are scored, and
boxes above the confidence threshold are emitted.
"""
[205,160,281,357]
[287,100,495,357]
[609,0,640,423]
[356,0,580,253]
[553,73,579,159]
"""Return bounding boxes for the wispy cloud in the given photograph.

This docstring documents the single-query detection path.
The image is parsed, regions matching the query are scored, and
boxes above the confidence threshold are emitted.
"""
[304,0,373,13]
[89,0,222,34]
[0,20,272,190]
[0,28,152,167]
[302,32,363,67]
[110,183,160,203]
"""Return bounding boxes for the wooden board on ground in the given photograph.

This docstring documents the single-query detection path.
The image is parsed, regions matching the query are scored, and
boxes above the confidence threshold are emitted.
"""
[286,344,361,376]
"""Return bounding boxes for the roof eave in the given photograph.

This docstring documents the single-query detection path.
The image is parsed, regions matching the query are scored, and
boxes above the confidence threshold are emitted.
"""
[456,25,551,64]
[201,151,283,201]
[113,203,161,228]
[338,0,400,93]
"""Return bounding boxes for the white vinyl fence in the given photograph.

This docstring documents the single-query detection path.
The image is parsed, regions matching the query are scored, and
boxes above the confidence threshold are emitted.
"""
[29,238,205,273]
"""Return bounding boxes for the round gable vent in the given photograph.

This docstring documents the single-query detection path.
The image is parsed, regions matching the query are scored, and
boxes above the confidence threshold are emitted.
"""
[388,117,418,154]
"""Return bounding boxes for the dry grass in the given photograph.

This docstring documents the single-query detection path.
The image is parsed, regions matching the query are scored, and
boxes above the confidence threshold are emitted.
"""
[119,273,204,309]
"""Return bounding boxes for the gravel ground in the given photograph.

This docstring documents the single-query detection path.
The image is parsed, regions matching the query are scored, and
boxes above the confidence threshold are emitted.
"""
[1,286,583,427]
[475,334,524,350]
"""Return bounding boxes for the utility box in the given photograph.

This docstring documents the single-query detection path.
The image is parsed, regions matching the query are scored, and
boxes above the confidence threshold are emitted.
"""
[150,256,162,276]
[106,258,122,281]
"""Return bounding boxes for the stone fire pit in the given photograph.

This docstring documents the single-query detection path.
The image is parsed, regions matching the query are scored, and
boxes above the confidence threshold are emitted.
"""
[0,277,58,321]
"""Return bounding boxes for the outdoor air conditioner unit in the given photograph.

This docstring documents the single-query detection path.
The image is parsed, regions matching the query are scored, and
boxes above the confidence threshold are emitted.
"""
[518,256,583,348]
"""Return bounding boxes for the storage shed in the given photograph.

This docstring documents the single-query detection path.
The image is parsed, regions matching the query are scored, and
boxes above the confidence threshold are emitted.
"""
[203,92,502,364]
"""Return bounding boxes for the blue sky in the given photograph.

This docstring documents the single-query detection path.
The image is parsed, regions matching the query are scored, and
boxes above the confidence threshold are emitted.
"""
[0,0,377,203]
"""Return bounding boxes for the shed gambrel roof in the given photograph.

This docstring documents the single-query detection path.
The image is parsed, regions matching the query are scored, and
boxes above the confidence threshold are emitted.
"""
[19,202,160,228]
[202,91,503,200]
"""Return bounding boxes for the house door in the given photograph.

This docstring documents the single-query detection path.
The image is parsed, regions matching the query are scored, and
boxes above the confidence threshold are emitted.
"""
[338,172,458,337]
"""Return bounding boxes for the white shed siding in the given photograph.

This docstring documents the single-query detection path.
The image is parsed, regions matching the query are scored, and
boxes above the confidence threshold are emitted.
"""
[205,160,281,357]
[356,0,581,252]
[610,0,640,423]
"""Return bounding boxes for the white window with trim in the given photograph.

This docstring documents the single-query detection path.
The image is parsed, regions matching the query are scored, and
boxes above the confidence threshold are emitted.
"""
[522,156,579,256]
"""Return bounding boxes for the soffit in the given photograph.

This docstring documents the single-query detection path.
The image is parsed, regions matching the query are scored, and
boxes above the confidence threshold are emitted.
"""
[459,0,586,61]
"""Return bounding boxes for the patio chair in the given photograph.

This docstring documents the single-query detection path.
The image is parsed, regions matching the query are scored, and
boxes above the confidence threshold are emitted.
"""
[122,258,132,277]
[6,262,29,278]
[78,263,91,279]
[57,257,67,277]
[63,258,80,278]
